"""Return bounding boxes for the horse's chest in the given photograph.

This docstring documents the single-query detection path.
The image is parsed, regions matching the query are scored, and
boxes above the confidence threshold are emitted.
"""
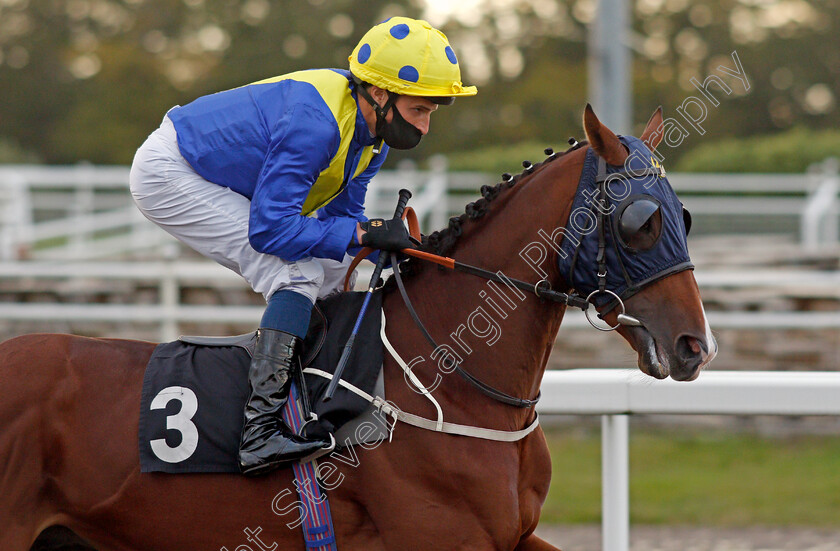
[350,443,527,546]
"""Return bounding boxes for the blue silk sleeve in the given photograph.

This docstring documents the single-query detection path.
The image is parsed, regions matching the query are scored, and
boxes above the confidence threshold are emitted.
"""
[247,104,358,261]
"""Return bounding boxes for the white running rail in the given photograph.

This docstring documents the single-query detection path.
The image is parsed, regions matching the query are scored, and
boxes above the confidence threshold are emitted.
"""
[0,160,458,260]
[0,262,839,339]
[537,369,840,551]
[1,160,839,260]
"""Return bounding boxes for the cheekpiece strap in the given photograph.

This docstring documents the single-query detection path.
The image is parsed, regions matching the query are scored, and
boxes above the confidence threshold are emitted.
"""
[595,156,608,293]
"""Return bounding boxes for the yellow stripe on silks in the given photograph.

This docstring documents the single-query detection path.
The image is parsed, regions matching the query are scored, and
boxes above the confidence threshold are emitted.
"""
[251,70,377,216]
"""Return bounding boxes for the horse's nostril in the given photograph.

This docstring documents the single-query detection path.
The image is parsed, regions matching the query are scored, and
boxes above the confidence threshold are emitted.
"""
[675,334,707,362]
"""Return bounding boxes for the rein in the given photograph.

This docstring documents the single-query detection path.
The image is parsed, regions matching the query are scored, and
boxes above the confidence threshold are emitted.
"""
[346,215,593,409]
[398,249,590,310]
[389,250,540,409]
[342,152,659,410]
[344,208,591,409]
[343,210,590,310]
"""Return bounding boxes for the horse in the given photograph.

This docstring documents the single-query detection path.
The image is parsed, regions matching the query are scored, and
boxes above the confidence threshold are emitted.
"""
[2,105,716,551]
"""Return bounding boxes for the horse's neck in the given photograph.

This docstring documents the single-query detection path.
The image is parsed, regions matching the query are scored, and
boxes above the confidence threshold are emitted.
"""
[398,156,581,419]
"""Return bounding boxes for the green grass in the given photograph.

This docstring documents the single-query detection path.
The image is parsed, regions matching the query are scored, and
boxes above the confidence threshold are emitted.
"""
[541,425,840,527]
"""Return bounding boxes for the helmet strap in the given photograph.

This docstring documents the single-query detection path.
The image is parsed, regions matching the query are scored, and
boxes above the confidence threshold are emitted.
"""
[374,92,399,133]
[354,79,392,153]
[353,80,422,151]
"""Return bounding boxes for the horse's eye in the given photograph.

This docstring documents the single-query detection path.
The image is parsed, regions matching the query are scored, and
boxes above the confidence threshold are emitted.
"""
[616,198,662,251]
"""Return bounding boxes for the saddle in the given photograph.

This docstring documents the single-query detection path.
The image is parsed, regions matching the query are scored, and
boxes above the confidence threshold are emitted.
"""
[138,290,388,474]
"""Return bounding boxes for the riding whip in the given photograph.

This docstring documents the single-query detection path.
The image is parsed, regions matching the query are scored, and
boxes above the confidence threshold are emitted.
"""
[323,188,412,402]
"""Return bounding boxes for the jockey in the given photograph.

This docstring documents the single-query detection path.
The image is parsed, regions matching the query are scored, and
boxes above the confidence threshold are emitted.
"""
[129,17,476,476]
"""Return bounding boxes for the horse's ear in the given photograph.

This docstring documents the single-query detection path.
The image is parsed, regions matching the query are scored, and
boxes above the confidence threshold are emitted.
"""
[583,103,627,166]
[640,106,664,151]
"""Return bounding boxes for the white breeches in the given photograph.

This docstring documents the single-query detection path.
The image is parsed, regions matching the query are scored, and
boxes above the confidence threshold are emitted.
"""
[129,115,357,303]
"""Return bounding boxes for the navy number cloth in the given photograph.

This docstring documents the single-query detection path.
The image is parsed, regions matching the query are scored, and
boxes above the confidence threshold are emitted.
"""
[138,291,383,473]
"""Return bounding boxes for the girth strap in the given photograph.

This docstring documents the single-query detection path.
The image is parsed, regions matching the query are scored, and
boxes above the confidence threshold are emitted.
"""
[304,308,540,441]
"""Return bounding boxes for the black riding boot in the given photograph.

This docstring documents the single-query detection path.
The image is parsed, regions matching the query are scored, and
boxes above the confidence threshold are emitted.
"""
[238,328,330,476]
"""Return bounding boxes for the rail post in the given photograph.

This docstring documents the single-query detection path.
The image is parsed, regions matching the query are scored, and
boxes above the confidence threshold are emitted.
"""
[602,414,629,551]
[801,157,839,250]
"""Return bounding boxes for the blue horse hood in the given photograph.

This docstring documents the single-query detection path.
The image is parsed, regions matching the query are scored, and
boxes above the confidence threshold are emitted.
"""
[558,135,693,309]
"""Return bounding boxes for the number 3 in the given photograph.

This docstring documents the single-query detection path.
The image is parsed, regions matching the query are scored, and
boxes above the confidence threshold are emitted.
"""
[149,386,199,463]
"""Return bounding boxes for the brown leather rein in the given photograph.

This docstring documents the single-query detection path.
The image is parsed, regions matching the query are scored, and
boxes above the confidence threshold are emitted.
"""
[342,208,589,409]
[343,208,589,309]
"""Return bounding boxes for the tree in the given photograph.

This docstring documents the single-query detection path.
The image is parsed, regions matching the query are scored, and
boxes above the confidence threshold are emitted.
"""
[417,0,840,170]
[0,0,420,164]
[1,0,838,168]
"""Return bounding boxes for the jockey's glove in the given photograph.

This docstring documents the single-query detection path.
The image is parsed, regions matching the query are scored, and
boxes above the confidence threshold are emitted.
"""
[359,217,414,252]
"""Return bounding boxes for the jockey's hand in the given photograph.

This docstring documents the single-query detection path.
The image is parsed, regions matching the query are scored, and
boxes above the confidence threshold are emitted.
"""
[358,217,414,252]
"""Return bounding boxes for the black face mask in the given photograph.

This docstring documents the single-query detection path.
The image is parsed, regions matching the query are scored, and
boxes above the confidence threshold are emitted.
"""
[355,81,423,150]
[375,99,423,150]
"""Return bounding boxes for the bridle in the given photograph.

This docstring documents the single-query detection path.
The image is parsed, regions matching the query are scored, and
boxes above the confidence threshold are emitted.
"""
[571,154,669,331]
[358,151,682,409]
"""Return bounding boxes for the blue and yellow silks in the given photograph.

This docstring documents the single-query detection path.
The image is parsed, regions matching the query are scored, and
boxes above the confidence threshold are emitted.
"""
[168,69,388,262]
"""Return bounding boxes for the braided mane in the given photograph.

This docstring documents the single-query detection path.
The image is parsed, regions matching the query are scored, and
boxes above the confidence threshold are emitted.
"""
[382,139,587,289]
[424,140,588,256]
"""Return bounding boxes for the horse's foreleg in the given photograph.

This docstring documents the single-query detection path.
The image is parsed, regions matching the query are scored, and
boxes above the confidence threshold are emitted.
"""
[0,530,34,551]
[0,370,47,549]
[0,435,49,550]
[515,533,562,551]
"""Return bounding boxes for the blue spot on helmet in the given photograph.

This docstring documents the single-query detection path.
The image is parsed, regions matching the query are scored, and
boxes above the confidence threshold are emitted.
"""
[390,23,410,39]
[445,46,458,64]
[398,65,419,82]
[358,43,371,64]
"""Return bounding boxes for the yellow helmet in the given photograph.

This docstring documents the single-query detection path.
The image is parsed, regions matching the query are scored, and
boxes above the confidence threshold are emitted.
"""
[349,17,477,98]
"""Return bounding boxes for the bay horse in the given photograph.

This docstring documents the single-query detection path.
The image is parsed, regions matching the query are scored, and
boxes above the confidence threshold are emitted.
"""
[2,106,715,551]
